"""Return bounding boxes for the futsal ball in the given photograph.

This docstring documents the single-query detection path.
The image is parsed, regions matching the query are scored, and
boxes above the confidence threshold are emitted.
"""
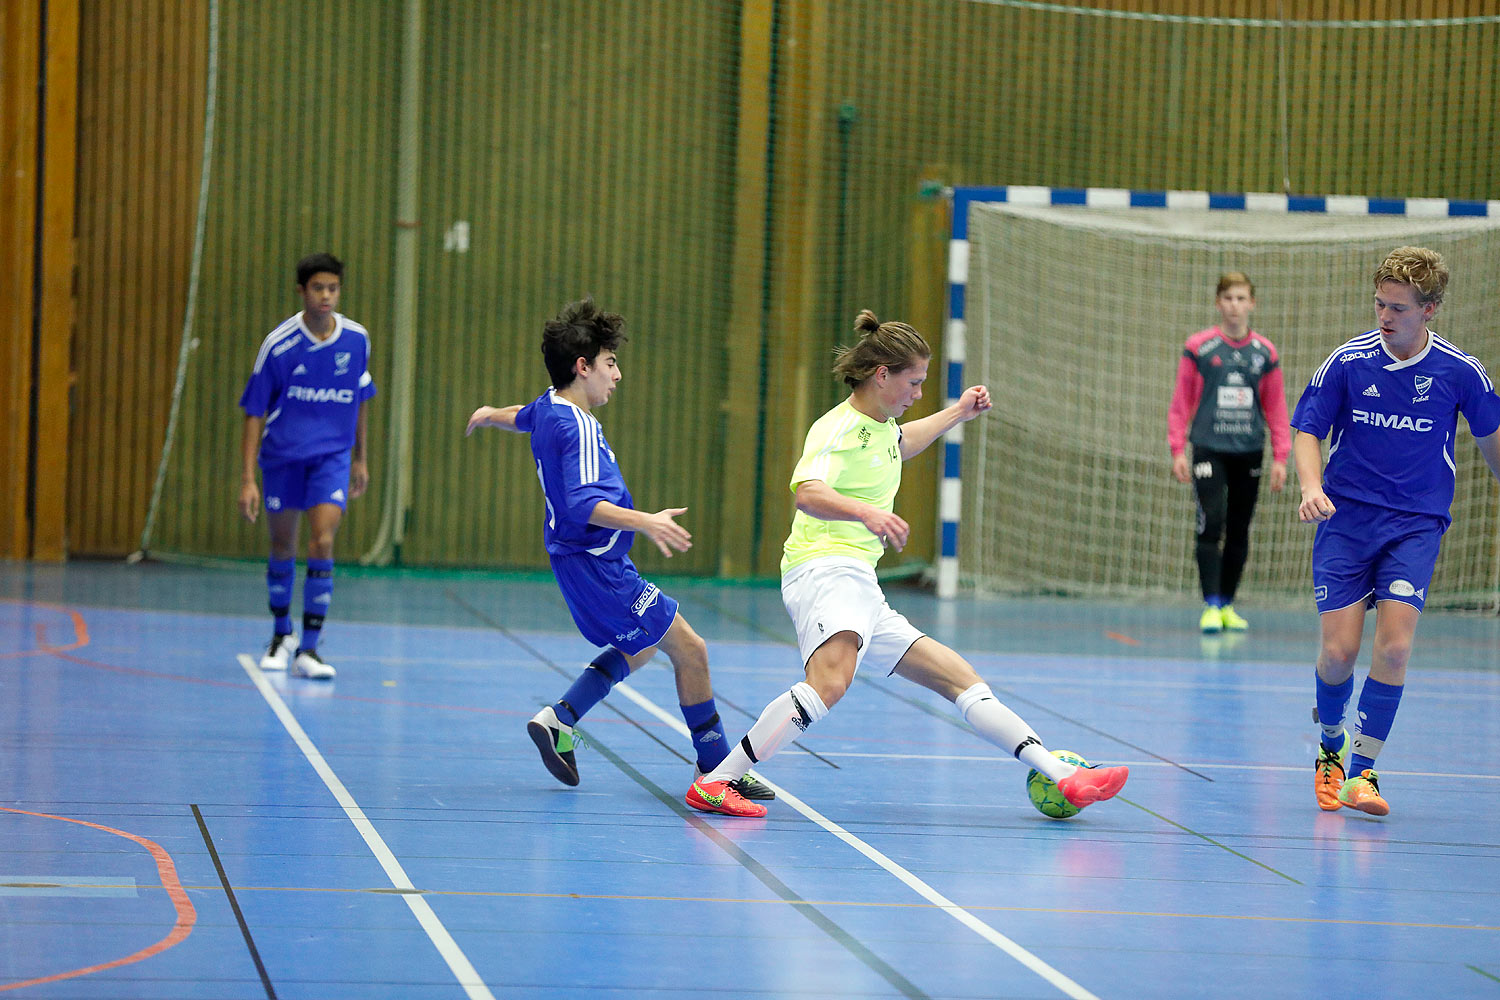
[1026,749,1090,819]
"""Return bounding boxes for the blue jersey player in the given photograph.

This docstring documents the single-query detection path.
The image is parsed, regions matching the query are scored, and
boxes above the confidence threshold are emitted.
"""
[239,253,376,680]
[1293,246,1500,816]
[465,297,771,812]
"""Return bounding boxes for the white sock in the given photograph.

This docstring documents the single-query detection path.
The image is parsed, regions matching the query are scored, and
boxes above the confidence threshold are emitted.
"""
[955,682,1077,782]
[703,681,828,782]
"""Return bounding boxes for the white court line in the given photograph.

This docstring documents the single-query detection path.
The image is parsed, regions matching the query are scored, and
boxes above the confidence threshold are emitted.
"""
[610,681,1102,1000]
[807,752,1500,780]
[236,654,495,1000]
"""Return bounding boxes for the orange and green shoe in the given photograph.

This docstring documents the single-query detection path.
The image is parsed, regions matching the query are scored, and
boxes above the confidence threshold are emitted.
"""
[686,778,767,818]
[1338,768,1389,816]
[1314,729,1350,811]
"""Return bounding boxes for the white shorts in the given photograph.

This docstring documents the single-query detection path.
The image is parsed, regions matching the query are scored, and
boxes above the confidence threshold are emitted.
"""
[780,557,925,676]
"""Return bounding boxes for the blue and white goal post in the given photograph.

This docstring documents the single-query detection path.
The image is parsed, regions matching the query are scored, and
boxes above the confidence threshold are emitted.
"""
[935,184,1500,600]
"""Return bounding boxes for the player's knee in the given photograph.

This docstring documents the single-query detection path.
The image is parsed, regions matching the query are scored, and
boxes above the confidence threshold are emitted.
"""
[1318,644,1359,676]
[306,533,336,560]
[1372,635,1412,672]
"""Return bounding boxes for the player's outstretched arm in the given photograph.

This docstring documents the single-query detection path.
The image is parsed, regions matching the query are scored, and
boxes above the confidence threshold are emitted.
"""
[899,385,992,460]
[465,404,522,435]
[239,415,264,523]
[1293,430,1334,522]
[587,501,692,558]
[794,480,910,550]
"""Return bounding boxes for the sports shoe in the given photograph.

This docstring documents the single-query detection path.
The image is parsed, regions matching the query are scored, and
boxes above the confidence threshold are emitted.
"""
[1314,729,1350,811]
[695,767,776,801]
[1219,605,1249,631]
[1055,764,1129,809]
[1199,605,1223,633]
[526,706,579,787]
[260,632,296,671]
[1338,768,1389,816]
[685,778,767,818]
[291,648,336,680]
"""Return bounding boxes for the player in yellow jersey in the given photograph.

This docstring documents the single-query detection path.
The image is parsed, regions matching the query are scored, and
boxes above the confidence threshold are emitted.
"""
[687,310,1130,817]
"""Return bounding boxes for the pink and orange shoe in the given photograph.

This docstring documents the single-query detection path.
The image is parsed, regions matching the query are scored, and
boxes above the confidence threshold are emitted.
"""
[1338,769,1389,816]
[1314,730,1350,811]
[1056,764,1129,809]
[686,778,767,818]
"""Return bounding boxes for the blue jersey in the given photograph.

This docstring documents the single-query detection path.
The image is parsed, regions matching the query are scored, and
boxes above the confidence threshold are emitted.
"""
[240,312,376,465]
[515,388,634,559]
[1292,329,1500,522]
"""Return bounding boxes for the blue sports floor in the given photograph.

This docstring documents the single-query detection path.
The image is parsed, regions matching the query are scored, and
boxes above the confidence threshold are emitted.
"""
[2,561,1498,999]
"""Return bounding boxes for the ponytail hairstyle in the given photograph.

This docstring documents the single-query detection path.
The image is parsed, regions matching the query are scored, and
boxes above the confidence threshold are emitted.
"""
[832,310,931,388]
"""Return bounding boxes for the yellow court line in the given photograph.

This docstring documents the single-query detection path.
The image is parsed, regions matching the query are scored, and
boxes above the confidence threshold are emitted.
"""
[54,882,1497,933]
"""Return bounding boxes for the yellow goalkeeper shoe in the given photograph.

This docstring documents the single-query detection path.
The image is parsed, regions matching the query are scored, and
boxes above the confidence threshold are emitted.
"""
[1199,605,1223,633]
[1219,604,1249,631]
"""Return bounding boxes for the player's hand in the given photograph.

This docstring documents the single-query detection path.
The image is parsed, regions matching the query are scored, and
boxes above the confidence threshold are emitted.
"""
[861,510,910,551]
[1171,454,1190,483]
[1298,487,1335,523]
[1269,461,1287,493]
[349,459,369,499]
[239,481,261,523]
[956,385,992,421]
[639,507,692,558]
[465,406,499,436]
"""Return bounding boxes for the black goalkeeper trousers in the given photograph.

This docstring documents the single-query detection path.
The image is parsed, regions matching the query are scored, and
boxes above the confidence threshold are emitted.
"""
[1190,447,1263,603]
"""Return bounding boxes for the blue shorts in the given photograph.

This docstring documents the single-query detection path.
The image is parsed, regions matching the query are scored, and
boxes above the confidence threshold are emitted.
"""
[1311,494,1445,614]
[549,550,679,655]
[261,452,352,512]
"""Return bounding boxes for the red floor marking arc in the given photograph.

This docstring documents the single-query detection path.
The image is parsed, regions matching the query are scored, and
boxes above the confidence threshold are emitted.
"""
[0,601,90,658]
[0,807,197,992]
[1104,631,1141,646]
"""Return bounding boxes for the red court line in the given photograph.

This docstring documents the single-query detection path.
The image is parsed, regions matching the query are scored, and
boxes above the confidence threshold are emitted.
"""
[1104,631,1142,646]
[0,601,90,658]
[0,807,197,992]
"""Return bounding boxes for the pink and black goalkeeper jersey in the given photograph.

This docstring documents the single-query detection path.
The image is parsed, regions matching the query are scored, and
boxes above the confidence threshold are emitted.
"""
[1168,326,1290,461]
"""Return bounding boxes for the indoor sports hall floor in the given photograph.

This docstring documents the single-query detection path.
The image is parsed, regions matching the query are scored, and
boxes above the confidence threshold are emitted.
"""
[2,560,1498,999]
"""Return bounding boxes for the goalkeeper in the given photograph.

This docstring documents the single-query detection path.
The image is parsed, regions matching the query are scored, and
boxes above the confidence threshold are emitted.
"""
[1167,272,1291,633]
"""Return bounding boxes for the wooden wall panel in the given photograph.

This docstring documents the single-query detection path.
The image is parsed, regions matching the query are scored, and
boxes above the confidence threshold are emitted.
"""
[71,0,206,557]
[0,0,42,559]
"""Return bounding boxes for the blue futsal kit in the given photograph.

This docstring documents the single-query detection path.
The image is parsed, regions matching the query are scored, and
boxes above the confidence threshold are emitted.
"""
[1292,329,1500,612]
[239,312,377,510]
[515,388,678,654]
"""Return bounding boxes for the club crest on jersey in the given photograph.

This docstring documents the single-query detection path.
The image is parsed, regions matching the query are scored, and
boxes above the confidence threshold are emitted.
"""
[1412,374,1432,403]
[335,352,351,376]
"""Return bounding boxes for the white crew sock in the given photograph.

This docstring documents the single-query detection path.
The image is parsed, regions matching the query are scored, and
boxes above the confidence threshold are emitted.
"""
[703,681,828,782]
[955,682,1077,781]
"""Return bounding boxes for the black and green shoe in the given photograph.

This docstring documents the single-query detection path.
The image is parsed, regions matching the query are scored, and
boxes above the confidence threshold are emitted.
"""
[527,706,579,787]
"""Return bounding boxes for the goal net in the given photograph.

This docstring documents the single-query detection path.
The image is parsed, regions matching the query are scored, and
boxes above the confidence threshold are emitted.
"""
[959,200,1500,608]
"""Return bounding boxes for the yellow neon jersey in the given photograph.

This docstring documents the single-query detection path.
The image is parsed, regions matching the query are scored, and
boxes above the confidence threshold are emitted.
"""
[781,398,902,574]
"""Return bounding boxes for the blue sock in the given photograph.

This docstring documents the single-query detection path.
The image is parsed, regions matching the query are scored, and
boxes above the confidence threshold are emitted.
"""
[300,558,333,651]
[1206,595,1223,608]
[1349,677,1403,776]
[1315,672,1354,751]
[682,697,729,772]
[555,648,630,726]
[267,557,295,635]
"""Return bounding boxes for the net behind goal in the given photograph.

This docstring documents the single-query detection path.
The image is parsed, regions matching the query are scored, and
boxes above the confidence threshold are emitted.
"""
[952,194,1500,608]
